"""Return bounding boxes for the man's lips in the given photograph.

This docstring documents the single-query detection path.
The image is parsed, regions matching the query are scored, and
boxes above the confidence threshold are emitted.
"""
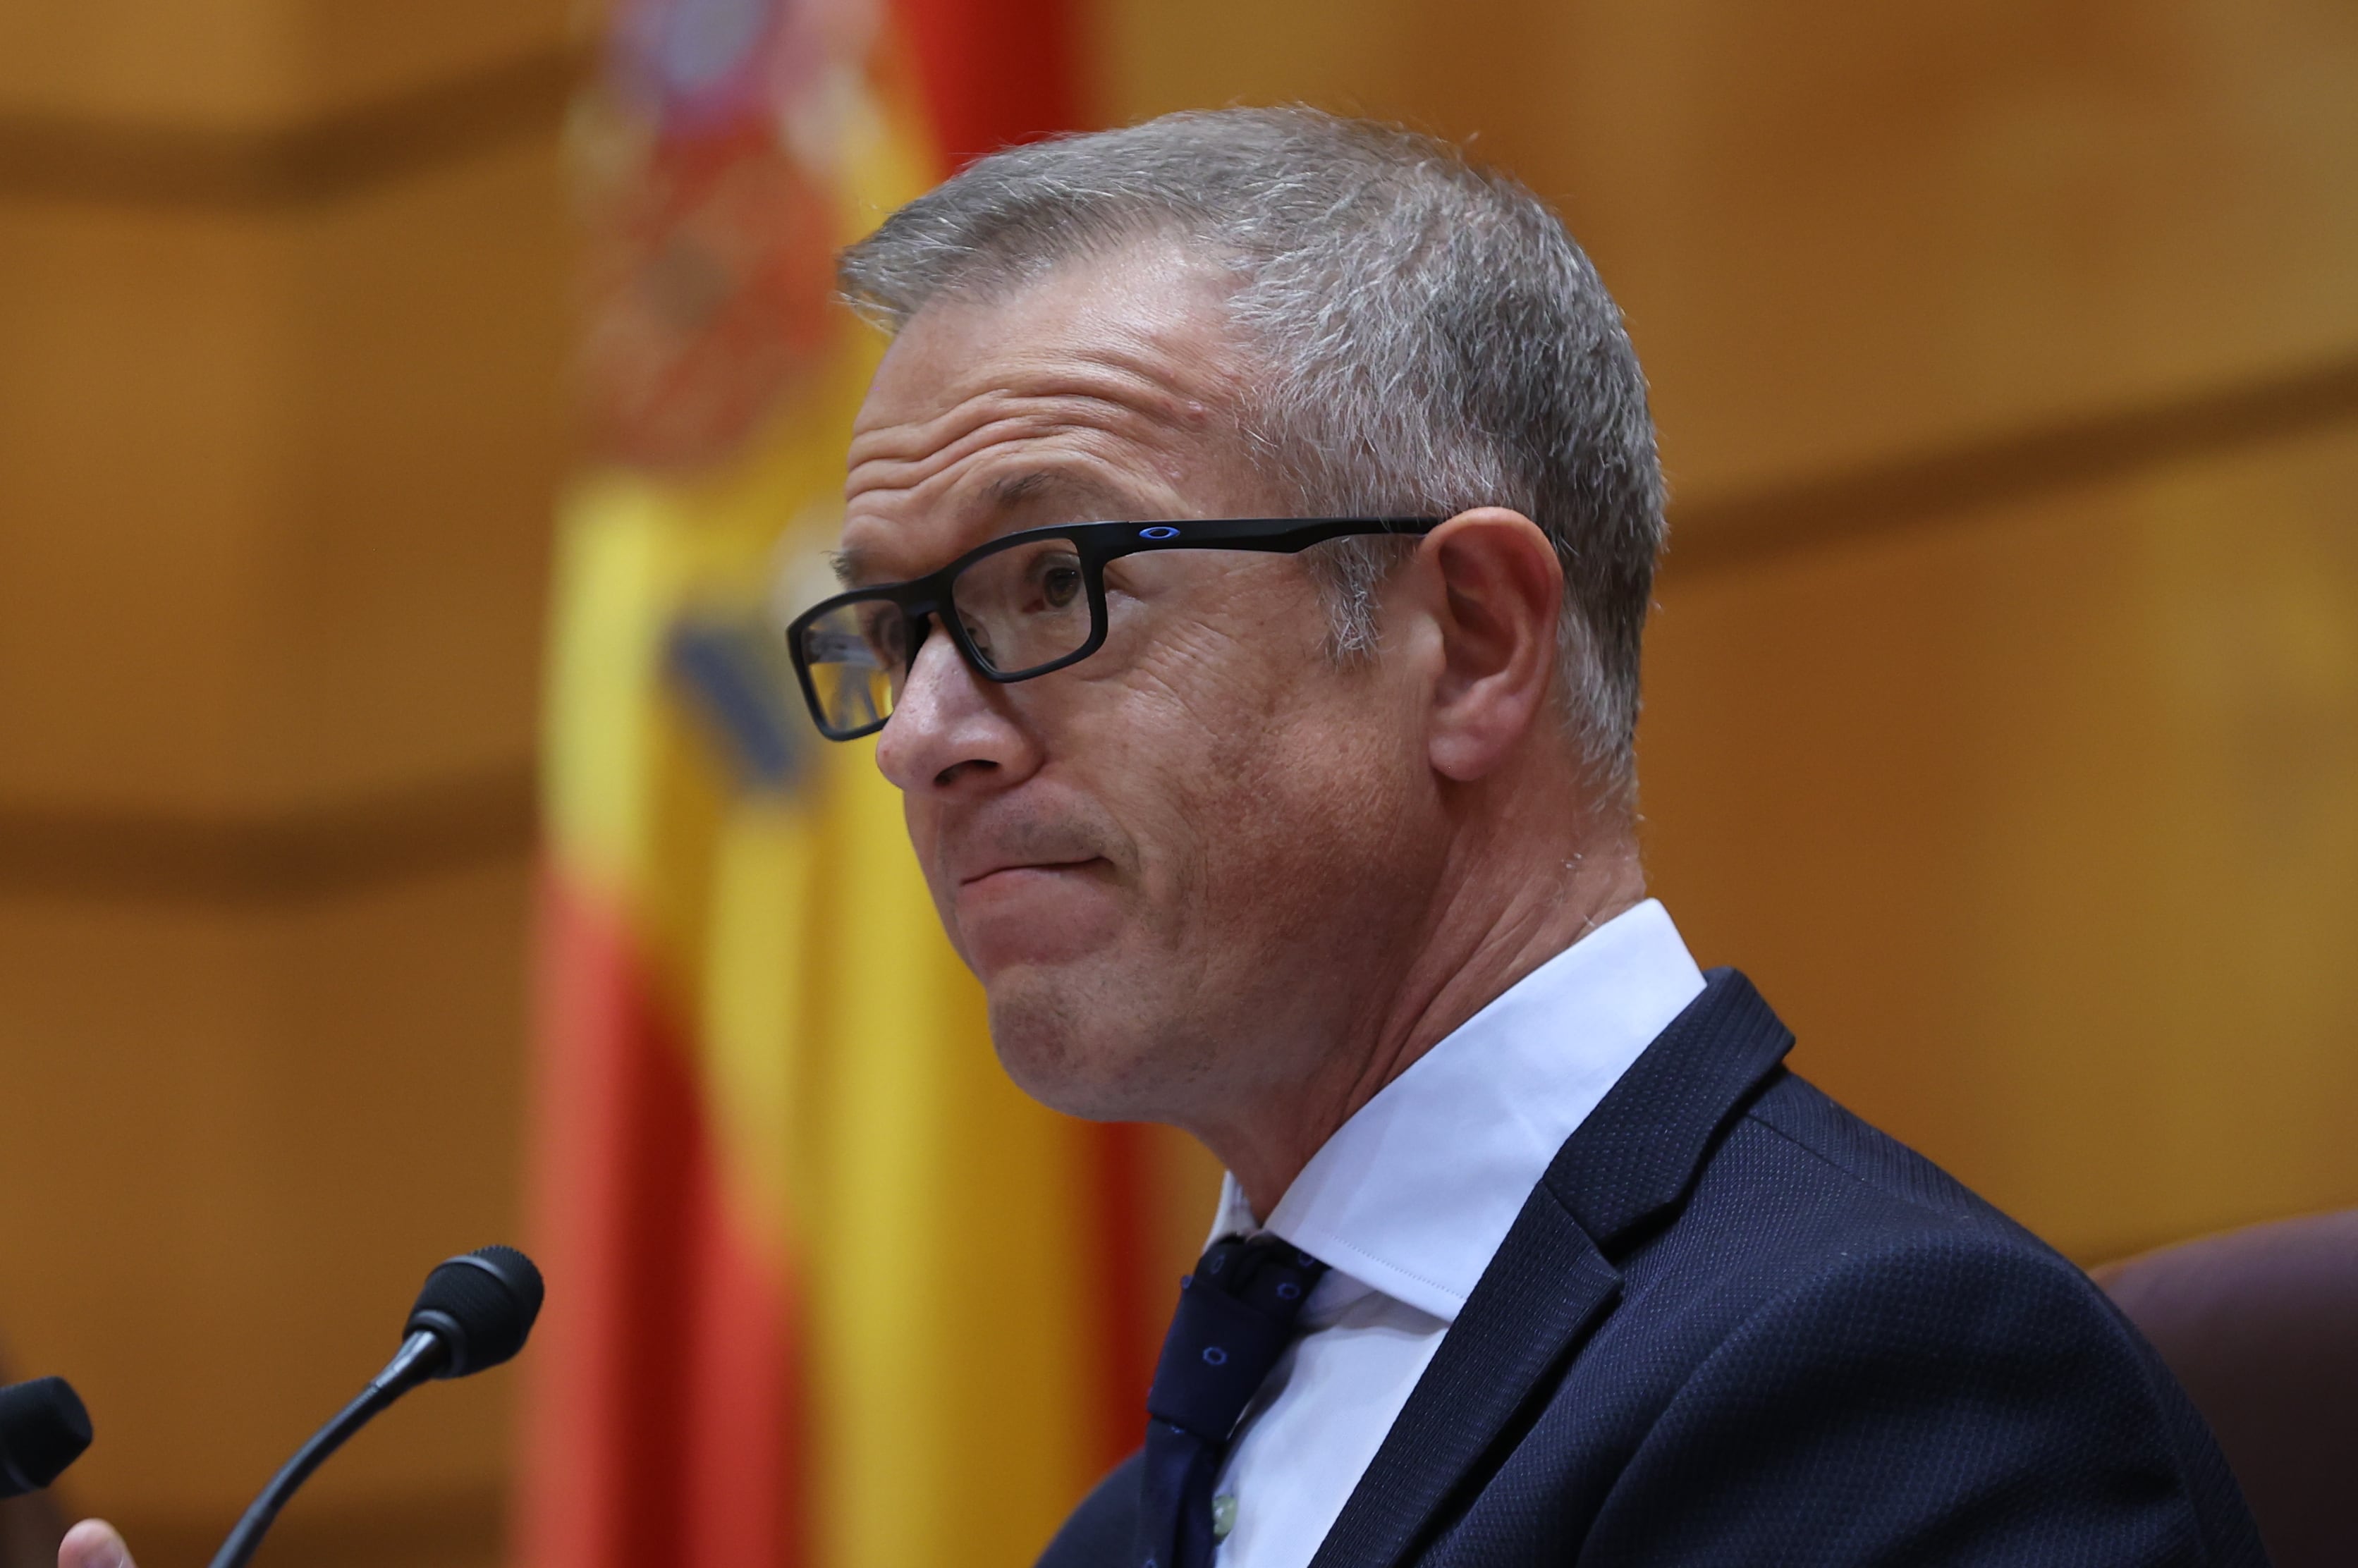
[956,858,1104,890]
[948,856,1117,970]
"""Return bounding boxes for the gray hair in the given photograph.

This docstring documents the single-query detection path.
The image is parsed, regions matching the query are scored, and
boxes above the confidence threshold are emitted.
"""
[838,106,1666,811]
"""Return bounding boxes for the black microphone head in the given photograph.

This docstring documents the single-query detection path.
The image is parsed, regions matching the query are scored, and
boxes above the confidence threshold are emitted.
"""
[403,1245,544,1379]
[0,1376,92,1498]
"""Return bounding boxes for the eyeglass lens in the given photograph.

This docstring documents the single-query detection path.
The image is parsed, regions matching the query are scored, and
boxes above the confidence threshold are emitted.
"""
[797,535,1094,735]
[798,598,906,735]
[949,537,1091,676]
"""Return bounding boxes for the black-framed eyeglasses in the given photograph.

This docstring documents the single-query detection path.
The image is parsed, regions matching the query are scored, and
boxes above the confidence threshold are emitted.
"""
[785,515,1441,741]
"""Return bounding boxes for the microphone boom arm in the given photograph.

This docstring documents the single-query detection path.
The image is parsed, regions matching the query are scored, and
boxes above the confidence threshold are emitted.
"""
[202,1245,542,1568]
[204,1333,446,1568]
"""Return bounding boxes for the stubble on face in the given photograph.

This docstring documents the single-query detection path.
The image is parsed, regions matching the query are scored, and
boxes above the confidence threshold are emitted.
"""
[841,246,1445,1133]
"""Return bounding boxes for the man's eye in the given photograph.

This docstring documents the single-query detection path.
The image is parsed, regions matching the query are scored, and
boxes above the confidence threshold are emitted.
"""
[1041,565,1081,608]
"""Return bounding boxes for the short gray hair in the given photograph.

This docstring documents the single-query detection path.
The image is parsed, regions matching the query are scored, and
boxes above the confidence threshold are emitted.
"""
[838,106,1666,810]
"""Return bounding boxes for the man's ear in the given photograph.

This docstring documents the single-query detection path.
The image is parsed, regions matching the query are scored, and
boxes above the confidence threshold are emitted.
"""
[1416,508,1564,781]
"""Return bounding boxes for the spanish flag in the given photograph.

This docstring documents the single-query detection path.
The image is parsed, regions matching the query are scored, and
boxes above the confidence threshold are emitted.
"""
[518,4,1165,1564]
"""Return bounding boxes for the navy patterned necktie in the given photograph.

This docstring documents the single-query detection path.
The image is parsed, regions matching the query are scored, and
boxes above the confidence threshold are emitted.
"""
[1137,1235,1329,1568]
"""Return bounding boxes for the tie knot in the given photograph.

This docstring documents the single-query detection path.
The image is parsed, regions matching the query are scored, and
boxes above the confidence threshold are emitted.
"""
[1192,1235,1327,1318]
[1147,1237,1328,1442]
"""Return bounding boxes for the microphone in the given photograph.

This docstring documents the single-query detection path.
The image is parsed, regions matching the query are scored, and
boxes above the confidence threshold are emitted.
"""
[0,1376,92,1498]
[207,1245,544,1568]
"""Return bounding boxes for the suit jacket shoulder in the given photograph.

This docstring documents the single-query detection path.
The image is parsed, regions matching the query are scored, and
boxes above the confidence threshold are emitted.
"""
[1520,1070,2266,1566]
[1041,972,2268,1568]
[1041,1450,1144,1568]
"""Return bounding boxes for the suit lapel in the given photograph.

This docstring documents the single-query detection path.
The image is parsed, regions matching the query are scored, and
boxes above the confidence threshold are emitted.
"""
[1305,1182,1619,1568]
[1306,969,1795,1568]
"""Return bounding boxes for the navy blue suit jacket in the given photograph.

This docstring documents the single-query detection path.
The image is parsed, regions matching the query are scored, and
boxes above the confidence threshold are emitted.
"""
[1040,970,2268,1567]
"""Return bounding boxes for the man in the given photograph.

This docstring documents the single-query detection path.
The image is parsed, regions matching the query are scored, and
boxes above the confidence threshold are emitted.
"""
[60,106,2262,1568]
[793,107,2266,1568]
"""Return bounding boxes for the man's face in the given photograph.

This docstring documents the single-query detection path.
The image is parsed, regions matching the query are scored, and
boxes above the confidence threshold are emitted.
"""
[837,245,1447,1126]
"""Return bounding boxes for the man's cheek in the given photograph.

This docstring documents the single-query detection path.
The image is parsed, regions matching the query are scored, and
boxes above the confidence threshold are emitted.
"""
[898,804,958,929]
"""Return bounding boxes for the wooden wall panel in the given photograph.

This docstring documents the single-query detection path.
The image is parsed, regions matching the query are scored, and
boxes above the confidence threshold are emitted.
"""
[0,1,294,128]
[259,139,565,804]
[1640,423,2358,1260]
[1100,0,2358,502]
[0,137,565,816]
[0,195,288,811]
[0,858,529,1548]
[0,3,570,1562]
[0,0,572,127]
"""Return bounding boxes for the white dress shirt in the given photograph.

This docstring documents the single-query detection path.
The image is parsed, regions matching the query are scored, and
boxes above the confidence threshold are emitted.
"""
[1204,899,1706,1568]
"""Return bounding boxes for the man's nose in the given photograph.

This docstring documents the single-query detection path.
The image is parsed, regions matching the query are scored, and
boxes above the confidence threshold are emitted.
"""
[873,621,1040,794]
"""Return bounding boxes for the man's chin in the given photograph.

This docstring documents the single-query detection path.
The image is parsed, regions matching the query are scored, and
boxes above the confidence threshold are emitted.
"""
[982,966,1178,1122]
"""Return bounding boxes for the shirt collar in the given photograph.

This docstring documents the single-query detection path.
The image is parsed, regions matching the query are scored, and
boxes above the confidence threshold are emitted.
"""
[1205,899,1706,1323]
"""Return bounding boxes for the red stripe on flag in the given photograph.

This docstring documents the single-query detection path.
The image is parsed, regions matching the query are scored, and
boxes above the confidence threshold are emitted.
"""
[522,872,808,1568]
[1086,1121,1156,1469]
[681,1139,808,1568]
[891,0,1087,170]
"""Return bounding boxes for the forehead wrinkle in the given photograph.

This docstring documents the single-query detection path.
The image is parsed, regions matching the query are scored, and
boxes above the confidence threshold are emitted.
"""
[848,314,1232,459]
[843,384,1216,517]
[848,395,1127,498]
[850,338,1222,451]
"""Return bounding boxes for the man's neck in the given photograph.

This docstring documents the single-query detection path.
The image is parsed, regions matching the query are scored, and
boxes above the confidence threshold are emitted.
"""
[1195,826,1648,1222]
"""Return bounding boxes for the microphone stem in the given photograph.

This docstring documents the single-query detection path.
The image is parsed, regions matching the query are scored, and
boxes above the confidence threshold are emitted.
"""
[205,1332,446,1568]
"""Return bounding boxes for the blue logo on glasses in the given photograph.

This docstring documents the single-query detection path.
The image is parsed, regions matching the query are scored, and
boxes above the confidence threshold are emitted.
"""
[1139,525,1180,539]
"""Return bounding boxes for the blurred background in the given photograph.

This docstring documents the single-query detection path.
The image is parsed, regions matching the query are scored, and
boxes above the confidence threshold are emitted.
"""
[1,1,2354,1565]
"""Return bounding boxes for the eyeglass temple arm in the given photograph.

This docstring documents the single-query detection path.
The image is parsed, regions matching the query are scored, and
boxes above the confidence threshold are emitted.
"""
[1106,516,1441,556]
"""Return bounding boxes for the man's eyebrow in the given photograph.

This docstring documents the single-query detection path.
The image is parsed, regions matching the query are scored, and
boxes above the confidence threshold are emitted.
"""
[984,468,1133,517]
[829,544,874,587]
[986,471,1056,508]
